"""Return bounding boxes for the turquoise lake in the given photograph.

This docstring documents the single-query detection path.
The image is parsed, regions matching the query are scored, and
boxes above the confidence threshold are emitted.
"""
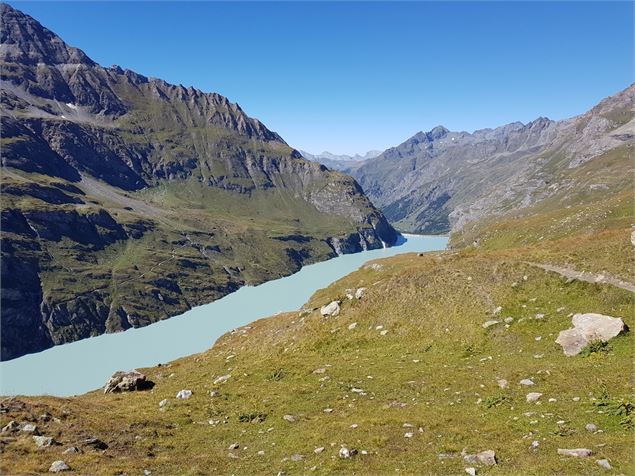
[0,234,448,397]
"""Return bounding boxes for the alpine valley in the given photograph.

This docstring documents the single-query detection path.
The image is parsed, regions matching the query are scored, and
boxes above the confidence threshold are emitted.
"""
[0,3,397,360]
[0,3,633,476]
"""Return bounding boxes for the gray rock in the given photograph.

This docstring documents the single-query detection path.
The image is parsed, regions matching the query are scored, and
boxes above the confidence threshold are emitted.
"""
[314,447,325,454]
[465,468,477,476]
[159,399,169,409]
[213,374,231,384]
[339,447,351,458]
[1,420,19,432]
[176,389,192,399]
[355,288,366,299]
[556,313,625,356]
[62,447,81,454]
[283,414,296,422]
[482,320,500,329]
[558,448,593,457]
[585,423,598,432]
[33,435,54,447]
[228,443,239,450]
[519,379,534,386]
[596,459,612,470]
[496,379,509,389]
[526,392,543,403]
[291,453,303,461]
[476,450,497,466]
[348,322,358,330]
[49,460,70,472]
[104,370,154,393]
[21,423,38,434]
[320,301,341,317]
[504,317,514,323]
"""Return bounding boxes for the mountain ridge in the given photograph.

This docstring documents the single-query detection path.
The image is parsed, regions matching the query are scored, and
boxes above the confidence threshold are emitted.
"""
[0,2,397,360]
[350,84,634,234]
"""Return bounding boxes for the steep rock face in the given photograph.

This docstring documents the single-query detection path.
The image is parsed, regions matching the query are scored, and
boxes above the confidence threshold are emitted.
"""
[0,3,397,360]
[352,86,635,234]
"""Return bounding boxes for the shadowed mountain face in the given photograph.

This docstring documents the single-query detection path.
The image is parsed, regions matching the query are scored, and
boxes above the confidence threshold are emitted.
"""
[351,86,635,234]
[0,3,398,360]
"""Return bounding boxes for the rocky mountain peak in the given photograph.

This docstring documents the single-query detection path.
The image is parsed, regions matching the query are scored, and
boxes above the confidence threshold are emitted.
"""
[0,2,95,66]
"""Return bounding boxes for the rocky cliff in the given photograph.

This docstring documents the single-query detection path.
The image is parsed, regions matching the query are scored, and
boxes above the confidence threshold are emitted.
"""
[0,3,398,360]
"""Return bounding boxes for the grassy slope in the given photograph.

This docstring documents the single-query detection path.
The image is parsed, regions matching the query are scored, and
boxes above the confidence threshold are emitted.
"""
[1,201,633,474]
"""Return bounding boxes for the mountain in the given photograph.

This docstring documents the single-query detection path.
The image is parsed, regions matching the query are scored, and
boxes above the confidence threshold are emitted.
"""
[352,86,635,234]
[300,149,382,171]
[0,3,398,360]
[2,89,632,474]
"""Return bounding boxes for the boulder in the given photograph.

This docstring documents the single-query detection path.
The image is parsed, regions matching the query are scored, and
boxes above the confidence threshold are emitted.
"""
[556,313,625,356]
[176,389,192,400]
[596,459,612,470]
[104,370,154,393]
[21,423,38,434]
[33,435,54,447]
[321,301,341,317]
[49,460,70,472]
[476,450,497,466]
[558,448,592,457]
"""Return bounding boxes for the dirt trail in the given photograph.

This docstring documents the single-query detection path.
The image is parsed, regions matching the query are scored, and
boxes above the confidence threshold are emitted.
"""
[527,262,635,293]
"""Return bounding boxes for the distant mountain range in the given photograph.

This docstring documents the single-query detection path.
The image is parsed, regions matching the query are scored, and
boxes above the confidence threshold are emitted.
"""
[349,85,635,234]
[300,149,382,171]
[0,3,397,360]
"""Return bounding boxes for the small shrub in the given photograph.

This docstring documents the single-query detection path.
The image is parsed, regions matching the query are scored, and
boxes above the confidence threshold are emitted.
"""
[268,369,285,381]
[579,340,611,358]
[238,412,267,423]
[482,394,509,409]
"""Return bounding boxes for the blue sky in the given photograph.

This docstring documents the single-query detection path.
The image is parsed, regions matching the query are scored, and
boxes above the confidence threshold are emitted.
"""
[13,1,634,155]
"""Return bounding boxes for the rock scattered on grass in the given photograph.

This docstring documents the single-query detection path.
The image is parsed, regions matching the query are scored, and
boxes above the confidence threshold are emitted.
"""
[176,389,192,400]
[159,399,169,409]
[21,423,38,434]
[1,421,19,432]
[49,460,70,473]
[355,288,366,299]
[283,415,296,423]
[62,447,81,454]
[465,468,477,476]
[320,301,341,317]
[556,313,625,356]
[557,448,592,457]
[348,322,358,330]
[213,374,231,384]
[104,370,154,393]
[482,320,500,329]
[519,379,534,386]
[291,454,303,461]
[339,447,351,458]
[585,423,598,432]
[497,379,509,389]
[33,435,54,447]
[596,459,612,469]
[463,449,497,466]
[314,447,325,454]
[228,443,239,450]
[526,392,543,403]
